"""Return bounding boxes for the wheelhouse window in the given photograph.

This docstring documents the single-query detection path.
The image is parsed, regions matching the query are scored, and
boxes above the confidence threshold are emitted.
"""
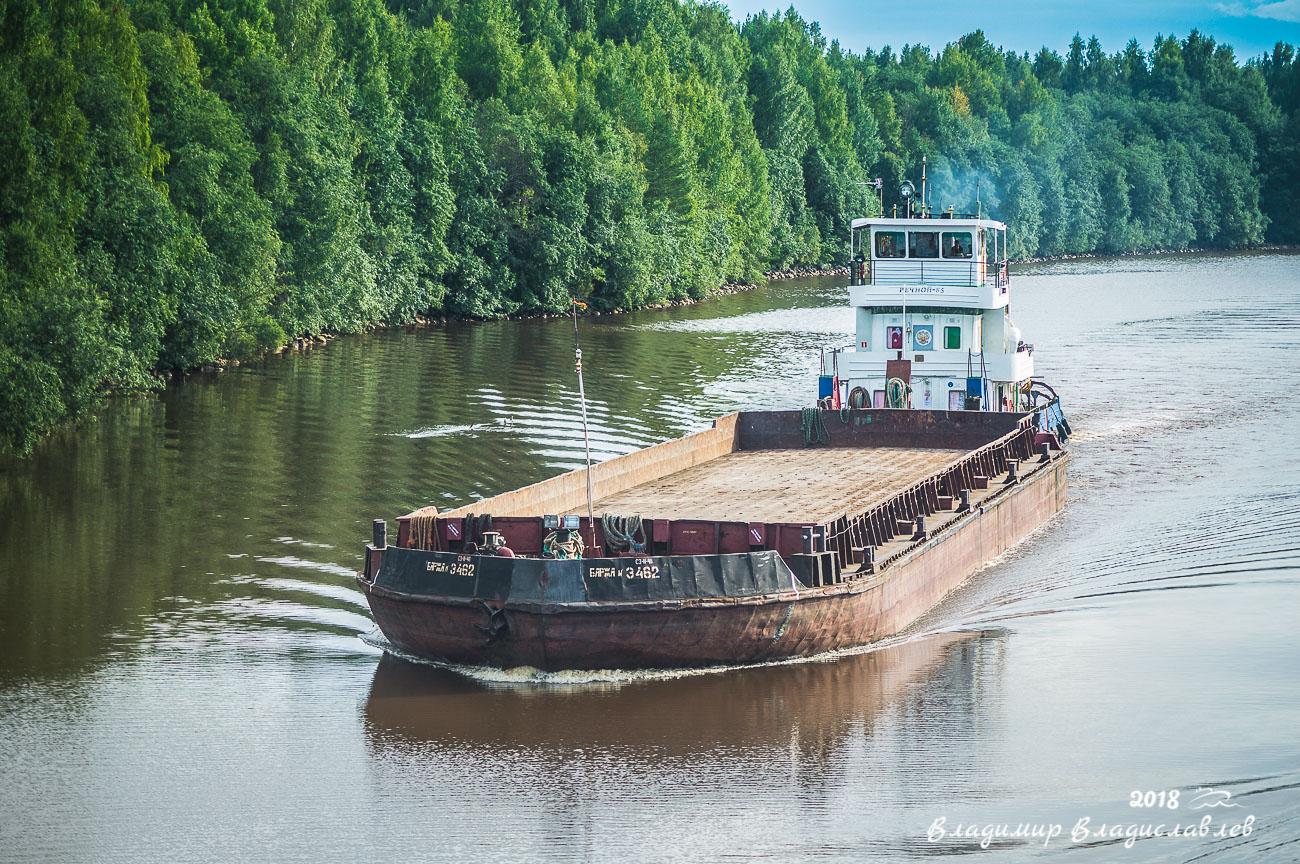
[875,231,905,258]
[942,232,972,259]
[908,231,939,259]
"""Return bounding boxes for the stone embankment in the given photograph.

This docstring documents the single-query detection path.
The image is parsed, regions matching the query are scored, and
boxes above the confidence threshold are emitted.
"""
[766,264,850,280]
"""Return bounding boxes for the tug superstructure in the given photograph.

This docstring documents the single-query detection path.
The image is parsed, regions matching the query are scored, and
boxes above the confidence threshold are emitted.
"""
[820,167,1034,415]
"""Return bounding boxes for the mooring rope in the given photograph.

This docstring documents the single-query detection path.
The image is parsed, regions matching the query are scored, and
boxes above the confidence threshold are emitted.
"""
[886,377,912,409]
[410,510,438,550]
[800,406,830,446]
[601,513,646,554]
[542,529,585,559]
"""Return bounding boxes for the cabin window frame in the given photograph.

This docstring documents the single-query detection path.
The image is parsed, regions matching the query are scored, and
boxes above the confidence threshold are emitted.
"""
[941,231,973,260]
[874,230,906,259]
[908,231,940,259]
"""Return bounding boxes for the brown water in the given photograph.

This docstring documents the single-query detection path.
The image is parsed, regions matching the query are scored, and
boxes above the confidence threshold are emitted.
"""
[2,252,1299,862]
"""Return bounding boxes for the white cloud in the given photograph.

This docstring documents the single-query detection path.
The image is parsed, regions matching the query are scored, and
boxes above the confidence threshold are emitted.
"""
[1216,0,1300,22]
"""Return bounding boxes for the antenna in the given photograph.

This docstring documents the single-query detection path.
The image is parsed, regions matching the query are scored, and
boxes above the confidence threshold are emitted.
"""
[976,179,982,220]
[921,155,928,218]
[571,299,597,553]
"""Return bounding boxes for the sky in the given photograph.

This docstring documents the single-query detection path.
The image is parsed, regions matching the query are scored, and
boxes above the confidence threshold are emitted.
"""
[722,0,1300,61]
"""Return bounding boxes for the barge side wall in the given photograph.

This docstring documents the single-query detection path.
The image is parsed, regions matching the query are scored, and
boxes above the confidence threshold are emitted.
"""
[737,409,1026,451]
[839,450,1070,650]
[428,414,741,520]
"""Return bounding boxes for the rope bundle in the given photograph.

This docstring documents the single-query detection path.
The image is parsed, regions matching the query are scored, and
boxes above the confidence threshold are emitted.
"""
[542,529,585,559]
[463,513,494,546]
[601,513,646,554]
[886,377,912,409]
[800,406,830,446]
[409,510,438,550]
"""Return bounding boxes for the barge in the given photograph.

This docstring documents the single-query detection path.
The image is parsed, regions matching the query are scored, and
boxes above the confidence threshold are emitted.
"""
[358,408,1067,670]
[357,164,1070,671]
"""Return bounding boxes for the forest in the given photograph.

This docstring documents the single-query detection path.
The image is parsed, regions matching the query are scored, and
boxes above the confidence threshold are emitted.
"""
[2,0,1299,453]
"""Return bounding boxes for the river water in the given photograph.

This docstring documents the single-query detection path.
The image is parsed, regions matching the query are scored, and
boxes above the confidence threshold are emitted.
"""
[2,252,1298,862]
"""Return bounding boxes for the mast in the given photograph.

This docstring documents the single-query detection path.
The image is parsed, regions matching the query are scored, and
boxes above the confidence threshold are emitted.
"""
[572,300,597,553]
[921,156,928,217]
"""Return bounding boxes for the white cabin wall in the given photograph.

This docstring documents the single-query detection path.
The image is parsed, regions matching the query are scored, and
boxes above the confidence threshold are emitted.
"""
[855,307,873,349]
[982,308,1005,354]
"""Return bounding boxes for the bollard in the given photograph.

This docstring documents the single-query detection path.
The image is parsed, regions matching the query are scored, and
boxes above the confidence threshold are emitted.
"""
[1040,442,1052,463]
[959,489,971,512]
[1005,459,1018,483]
[802,529,814,554]
[815,527,827,553]
[912,515,928,541]
[373,519,387,549]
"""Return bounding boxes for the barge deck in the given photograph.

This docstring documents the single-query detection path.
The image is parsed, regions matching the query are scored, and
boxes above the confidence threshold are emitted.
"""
[593,446,963,523]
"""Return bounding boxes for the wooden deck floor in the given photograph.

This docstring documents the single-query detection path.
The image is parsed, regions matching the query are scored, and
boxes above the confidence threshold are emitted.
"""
[593,447,965,523]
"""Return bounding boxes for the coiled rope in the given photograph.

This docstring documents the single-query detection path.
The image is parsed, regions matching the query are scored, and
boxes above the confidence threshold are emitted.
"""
[800,407,830,446]
[886,377,912,409]
[409,509,438,550]
[542,529,585,559]
[601,513,646,554]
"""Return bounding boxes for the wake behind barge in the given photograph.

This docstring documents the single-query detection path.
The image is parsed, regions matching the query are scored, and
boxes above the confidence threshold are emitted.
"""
[357,408,1067,670]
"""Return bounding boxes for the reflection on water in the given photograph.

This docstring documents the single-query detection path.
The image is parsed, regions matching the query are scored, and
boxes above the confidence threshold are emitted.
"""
[362,632,994,752]
[1,252,1299,861]
[355,633,1008,861]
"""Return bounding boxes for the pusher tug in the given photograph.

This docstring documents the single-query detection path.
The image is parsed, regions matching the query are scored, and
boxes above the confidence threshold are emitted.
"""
[357,165,1071,671]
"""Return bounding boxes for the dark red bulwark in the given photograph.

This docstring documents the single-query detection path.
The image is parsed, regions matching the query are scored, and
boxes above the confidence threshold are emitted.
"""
[358,409,1069,670]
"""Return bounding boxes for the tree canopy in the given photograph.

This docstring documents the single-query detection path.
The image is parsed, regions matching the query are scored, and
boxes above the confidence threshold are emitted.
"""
[2,0,1296,452]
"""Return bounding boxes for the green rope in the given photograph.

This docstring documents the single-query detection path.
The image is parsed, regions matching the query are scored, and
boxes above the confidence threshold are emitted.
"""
[886,377,912,409]
[800,407,830,446]
[839,405,851,424]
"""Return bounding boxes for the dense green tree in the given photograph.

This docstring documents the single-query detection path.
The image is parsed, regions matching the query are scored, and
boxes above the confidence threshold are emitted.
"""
[0,0,1295,453]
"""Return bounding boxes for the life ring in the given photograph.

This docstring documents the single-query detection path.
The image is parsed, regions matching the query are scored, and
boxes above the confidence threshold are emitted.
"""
[848,387,868,409]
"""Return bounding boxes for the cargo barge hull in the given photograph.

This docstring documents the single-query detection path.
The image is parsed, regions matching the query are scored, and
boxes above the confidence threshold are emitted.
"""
[357,409,1067,670]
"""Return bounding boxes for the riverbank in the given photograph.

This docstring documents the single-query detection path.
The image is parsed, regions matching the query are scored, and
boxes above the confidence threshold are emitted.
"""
[1016,243,1299,264]
[183,243,1292,376]
[181,264,854,376]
